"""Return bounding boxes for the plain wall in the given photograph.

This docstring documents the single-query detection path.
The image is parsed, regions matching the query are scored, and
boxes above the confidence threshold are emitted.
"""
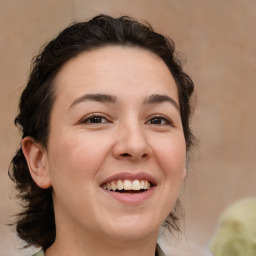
[1,0,255,255]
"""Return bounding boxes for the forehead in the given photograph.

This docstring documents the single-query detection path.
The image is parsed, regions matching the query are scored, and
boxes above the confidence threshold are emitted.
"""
[53,45,178,101]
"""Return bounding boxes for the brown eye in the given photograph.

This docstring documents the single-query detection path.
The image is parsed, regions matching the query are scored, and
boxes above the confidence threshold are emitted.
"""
[82,115,108,124]
[147,116,172,125]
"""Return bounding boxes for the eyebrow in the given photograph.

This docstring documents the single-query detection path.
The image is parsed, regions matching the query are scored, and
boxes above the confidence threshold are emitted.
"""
[69,93,117,109]
[69,93,179,111]
[143,94,179,110]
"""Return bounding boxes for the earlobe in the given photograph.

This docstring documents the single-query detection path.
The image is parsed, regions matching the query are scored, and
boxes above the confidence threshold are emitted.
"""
[183,168,187,179]
[22,137,51,189]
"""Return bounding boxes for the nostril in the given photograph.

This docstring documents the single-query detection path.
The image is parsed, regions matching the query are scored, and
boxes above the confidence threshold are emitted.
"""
[120,153,148,159]
[121,153,131,157]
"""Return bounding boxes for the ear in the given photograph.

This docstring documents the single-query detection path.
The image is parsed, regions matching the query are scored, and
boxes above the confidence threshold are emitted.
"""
[22,137,51,189]
[182,167,187,179]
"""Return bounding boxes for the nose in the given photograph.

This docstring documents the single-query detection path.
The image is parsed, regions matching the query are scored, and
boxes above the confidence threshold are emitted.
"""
[112,122,152,161]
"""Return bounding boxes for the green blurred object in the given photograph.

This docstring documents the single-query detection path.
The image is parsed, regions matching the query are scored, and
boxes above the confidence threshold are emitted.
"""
[210,197,256,256]
[32,250,44,256]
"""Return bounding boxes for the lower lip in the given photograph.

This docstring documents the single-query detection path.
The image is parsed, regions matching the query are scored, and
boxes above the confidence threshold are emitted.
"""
[102,187,155,205]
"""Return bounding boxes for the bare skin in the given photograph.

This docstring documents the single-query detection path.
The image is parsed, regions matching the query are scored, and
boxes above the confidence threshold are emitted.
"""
[23,46,186,256]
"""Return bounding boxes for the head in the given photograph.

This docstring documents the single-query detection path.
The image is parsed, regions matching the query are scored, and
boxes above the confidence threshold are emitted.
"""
[9,15,195,250]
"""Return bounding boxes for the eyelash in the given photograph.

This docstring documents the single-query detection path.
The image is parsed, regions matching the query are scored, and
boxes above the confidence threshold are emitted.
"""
[80,114,173,126]
[146,115,173,126]
[80,114,110,124]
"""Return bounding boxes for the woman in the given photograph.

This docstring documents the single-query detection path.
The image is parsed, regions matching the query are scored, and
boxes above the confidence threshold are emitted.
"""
[9,14,195,256]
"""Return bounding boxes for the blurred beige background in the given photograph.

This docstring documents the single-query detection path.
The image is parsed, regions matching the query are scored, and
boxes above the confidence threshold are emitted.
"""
[0,0,255,255]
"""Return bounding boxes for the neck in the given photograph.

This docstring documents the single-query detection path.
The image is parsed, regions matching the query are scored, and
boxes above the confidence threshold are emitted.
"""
[46,234,158,256]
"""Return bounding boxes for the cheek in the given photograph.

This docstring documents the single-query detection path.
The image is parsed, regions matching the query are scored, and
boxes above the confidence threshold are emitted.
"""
[47,133,110,188]
[154,135,186,175]
[49,130,113,184]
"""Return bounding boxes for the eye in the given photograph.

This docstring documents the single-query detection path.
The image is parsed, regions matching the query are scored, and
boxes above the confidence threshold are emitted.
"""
[81,114,109,124]
[147,115,172,126]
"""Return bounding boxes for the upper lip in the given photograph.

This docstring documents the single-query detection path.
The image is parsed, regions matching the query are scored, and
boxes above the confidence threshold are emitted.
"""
[100,172,157,186]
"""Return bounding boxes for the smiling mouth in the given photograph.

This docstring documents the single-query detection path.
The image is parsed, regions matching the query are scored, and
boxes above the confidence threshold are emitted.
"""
[101,179,153,193]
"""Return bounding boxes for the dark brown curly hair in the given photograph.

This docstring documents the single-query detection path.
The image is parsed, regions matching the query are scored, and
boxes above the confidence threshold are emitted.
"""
[9,14,195,251]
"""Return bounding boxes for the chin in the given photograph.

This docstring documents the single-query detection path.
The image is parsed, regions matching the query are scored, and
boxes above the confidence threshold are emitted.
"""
[101,215,161,242]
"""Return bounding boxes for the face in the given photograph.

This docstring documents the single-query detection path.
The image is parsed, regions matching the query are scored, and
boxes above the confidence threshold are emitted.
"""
[44,46,186,244]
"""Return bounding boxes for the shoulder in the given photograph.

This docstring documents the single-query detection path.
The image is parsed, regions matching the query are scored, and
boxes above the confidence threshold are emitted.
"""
[156,244,167,256]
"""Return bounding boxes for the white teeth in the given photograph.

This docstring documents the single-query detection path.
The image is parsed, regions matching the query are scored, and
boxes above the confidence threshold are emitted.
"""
[103,179,151,191]
[140,180,145,189]
[123,180,132,190]
[132,180,140,190]
[107,183,112,190]
[111,181,117,191]
[144,180,150,190]
[117,180,123,190]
